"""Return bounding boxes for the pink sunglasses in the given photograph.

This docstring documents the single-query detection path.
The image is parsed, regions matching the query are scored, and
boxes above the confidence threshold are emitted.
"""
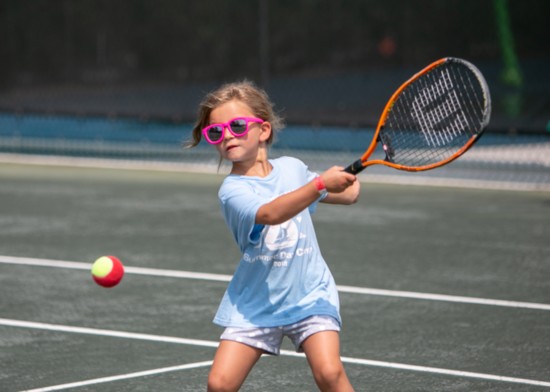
[202,117,264,144]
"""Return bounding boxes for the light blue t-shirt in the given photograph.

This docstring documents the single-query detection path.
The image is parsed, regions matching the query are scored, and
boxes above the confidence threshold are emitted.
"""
[214,156,341,328]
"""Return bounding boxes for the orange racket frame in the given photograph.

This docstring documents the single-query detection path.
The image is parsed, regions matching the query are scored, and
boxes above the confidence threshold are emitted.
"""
[345,57,491,174]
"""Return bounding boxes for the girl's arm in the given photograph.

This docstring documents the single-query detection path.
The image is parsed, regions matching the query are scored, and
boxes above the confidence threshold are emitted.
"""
[256,166,358,225]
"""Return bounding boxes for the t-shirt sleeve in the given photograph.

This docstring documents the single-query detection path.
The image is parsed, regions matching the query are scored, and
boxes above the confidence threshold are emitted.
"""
[218,181,265,252]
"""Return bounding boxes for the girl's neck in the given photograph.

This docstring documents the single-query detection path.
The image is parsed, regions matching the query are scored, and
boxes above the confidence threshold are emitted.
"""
[230,147,272,177]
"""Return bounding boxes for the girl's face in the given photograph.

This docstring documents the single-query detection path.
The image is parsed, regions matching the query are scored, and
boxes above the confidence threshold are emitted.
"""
[208,100,271,163]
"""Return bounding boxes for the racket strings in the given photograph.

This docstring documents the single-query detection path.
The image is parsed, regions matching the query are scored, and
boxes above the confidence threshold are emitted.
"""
[381,61,489,168]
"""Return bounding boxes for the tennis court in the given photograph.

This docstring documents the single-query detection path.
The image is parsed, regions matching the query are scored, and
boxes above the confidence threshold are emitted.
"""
[1,162,549,391]
[1,2,549,390]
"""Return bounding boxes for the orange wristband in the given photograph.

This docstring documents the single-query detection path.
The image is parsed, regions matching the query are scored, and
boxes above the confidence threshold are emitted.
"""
[314,176,326,193]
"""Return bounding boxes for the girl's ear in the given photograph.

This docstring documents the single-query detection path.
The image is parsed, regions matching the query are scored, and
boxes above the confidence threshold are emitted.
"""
[259,121,272,143]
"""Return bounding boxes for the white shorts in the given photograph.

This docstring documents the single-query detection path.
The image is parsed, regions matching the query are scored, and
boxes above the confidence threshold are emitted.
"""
[219,315,341,355]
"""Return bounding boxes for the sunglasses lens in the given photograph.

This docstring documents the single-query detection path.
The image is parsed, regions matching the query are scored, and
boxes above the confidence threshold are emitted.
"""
[206,125,224,142]
[229,119,248,135]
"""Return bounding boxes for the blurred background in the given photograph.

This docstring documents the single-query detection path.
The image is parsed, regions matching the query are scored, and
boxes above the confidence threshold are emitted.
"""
[0,0,548,187]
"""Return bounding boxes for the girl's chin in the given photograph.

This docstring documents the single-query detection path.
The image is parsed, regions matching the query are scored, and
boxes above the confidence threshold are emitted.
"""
[224,149,246,161]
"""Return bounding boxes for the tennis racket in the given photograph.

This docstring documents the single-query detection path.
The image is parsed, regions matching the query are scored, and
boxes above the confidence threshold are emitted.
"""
[345,57,491,174]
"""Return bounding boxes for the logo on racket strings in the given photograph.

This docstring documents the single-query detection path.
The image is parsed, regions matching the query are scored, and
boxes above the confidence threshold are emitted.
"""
[411,69,469,147]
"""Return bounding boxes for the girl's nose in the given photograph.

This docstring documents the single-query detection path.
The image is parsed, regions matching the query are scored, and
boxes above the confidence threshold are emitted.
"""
[222,125,234,140]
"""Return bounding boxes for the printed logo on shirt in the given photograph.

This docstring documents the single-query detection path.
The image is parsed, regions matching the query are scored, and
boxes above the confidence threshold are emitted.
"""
[264,219,298,251]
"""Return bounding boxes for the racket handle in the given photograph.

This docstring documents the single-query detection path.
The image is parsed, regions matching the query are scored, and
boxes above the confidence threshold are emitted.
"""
[344,159,365,174]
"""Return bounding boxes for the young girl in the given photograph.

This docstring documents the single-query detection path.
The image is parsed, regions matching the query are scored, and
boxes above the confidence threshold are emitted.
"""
[189,80,359,391]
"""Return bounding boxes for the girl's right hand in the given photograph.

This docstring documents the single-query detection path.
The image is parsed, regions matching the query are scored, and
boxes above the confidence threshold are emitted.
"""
[319,166,357,193]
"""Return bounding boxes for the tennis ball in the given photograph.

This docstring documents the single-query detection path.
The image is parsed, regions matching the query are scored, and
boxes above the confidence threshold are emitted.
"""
[91,256,124,288]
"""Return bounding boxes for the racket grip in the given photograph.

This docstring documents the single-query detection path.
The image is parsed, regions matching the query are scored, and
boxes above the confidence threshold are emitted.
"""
[344,159,365,174]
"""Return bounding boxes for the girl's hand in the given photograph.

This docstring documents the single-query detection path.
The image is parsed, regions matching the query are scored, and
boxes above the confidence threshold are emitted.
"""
[319,167,360,205]
[319,166,357,193]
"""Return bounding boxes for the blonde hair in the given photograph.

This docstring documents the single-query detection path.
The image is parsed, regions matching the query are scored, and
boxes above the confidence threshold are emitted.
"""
[187,80,284,148]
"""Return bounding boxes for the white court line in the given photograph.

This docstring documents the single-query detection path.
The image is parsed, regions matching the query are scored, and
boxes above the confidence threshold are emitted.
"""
[20,360,214,392]
[0,318,219,349]
[337,355,550,388]
[1,255,550,311]
[280,350,550,388]
[2,318,550,389]
[336,285,550,311]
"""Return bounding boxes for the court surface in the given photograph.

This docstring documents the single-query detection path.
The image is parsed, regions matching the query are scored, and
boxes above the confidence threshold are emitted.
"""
[1,162,549,391]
